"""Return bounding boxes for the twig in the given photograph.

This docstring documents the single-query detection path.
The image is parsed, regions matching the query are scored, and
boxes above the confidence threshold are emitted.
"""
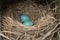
[52,6,60,10]
[42,22,60,40]
[0,33,11,40]
[16,34,21,40]
[50,33,54,40]
[0,31,21,35]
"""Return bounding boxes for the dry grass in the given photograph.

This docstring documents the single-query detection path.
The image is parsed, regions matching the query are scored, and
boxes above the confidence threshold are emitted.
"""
[0,0,60,40]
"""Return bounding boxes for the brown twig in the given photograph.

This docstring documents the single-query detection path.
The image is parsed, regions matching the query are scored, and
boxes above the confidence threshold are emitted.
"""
[42,22,60,40]
[0,33,11,40]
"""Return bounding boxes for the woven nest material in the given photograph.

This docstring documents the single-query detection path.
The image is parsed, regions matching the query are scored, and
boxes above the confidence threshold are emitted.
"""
[1,1,60,40]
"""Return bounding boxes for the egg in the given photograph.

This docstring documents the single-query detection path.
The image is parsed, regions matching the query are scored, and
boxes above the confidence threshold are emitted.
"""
[20,14,31,22]
[23,21,34,26]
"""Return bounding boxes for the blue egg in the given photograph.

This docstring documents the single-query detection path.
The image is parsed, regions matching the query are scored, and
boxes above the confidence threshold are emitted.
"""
[20,14,31,22]
[23,21,34,26]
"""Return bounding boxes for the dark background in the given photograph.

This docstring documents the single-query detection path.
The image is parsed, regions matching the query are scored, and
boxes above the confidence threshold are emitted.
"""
[0,0,55,11]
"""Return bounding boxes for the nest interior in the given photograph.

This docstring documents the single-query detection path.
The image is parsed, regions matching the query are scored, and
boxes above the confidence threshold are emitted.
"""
[0,0,60,40]
[3,1,55,31]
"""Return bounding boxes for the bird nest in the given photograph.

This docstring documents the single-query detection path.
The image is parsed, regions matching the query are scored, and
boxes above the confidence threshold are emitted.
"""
[0,0,60,40]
